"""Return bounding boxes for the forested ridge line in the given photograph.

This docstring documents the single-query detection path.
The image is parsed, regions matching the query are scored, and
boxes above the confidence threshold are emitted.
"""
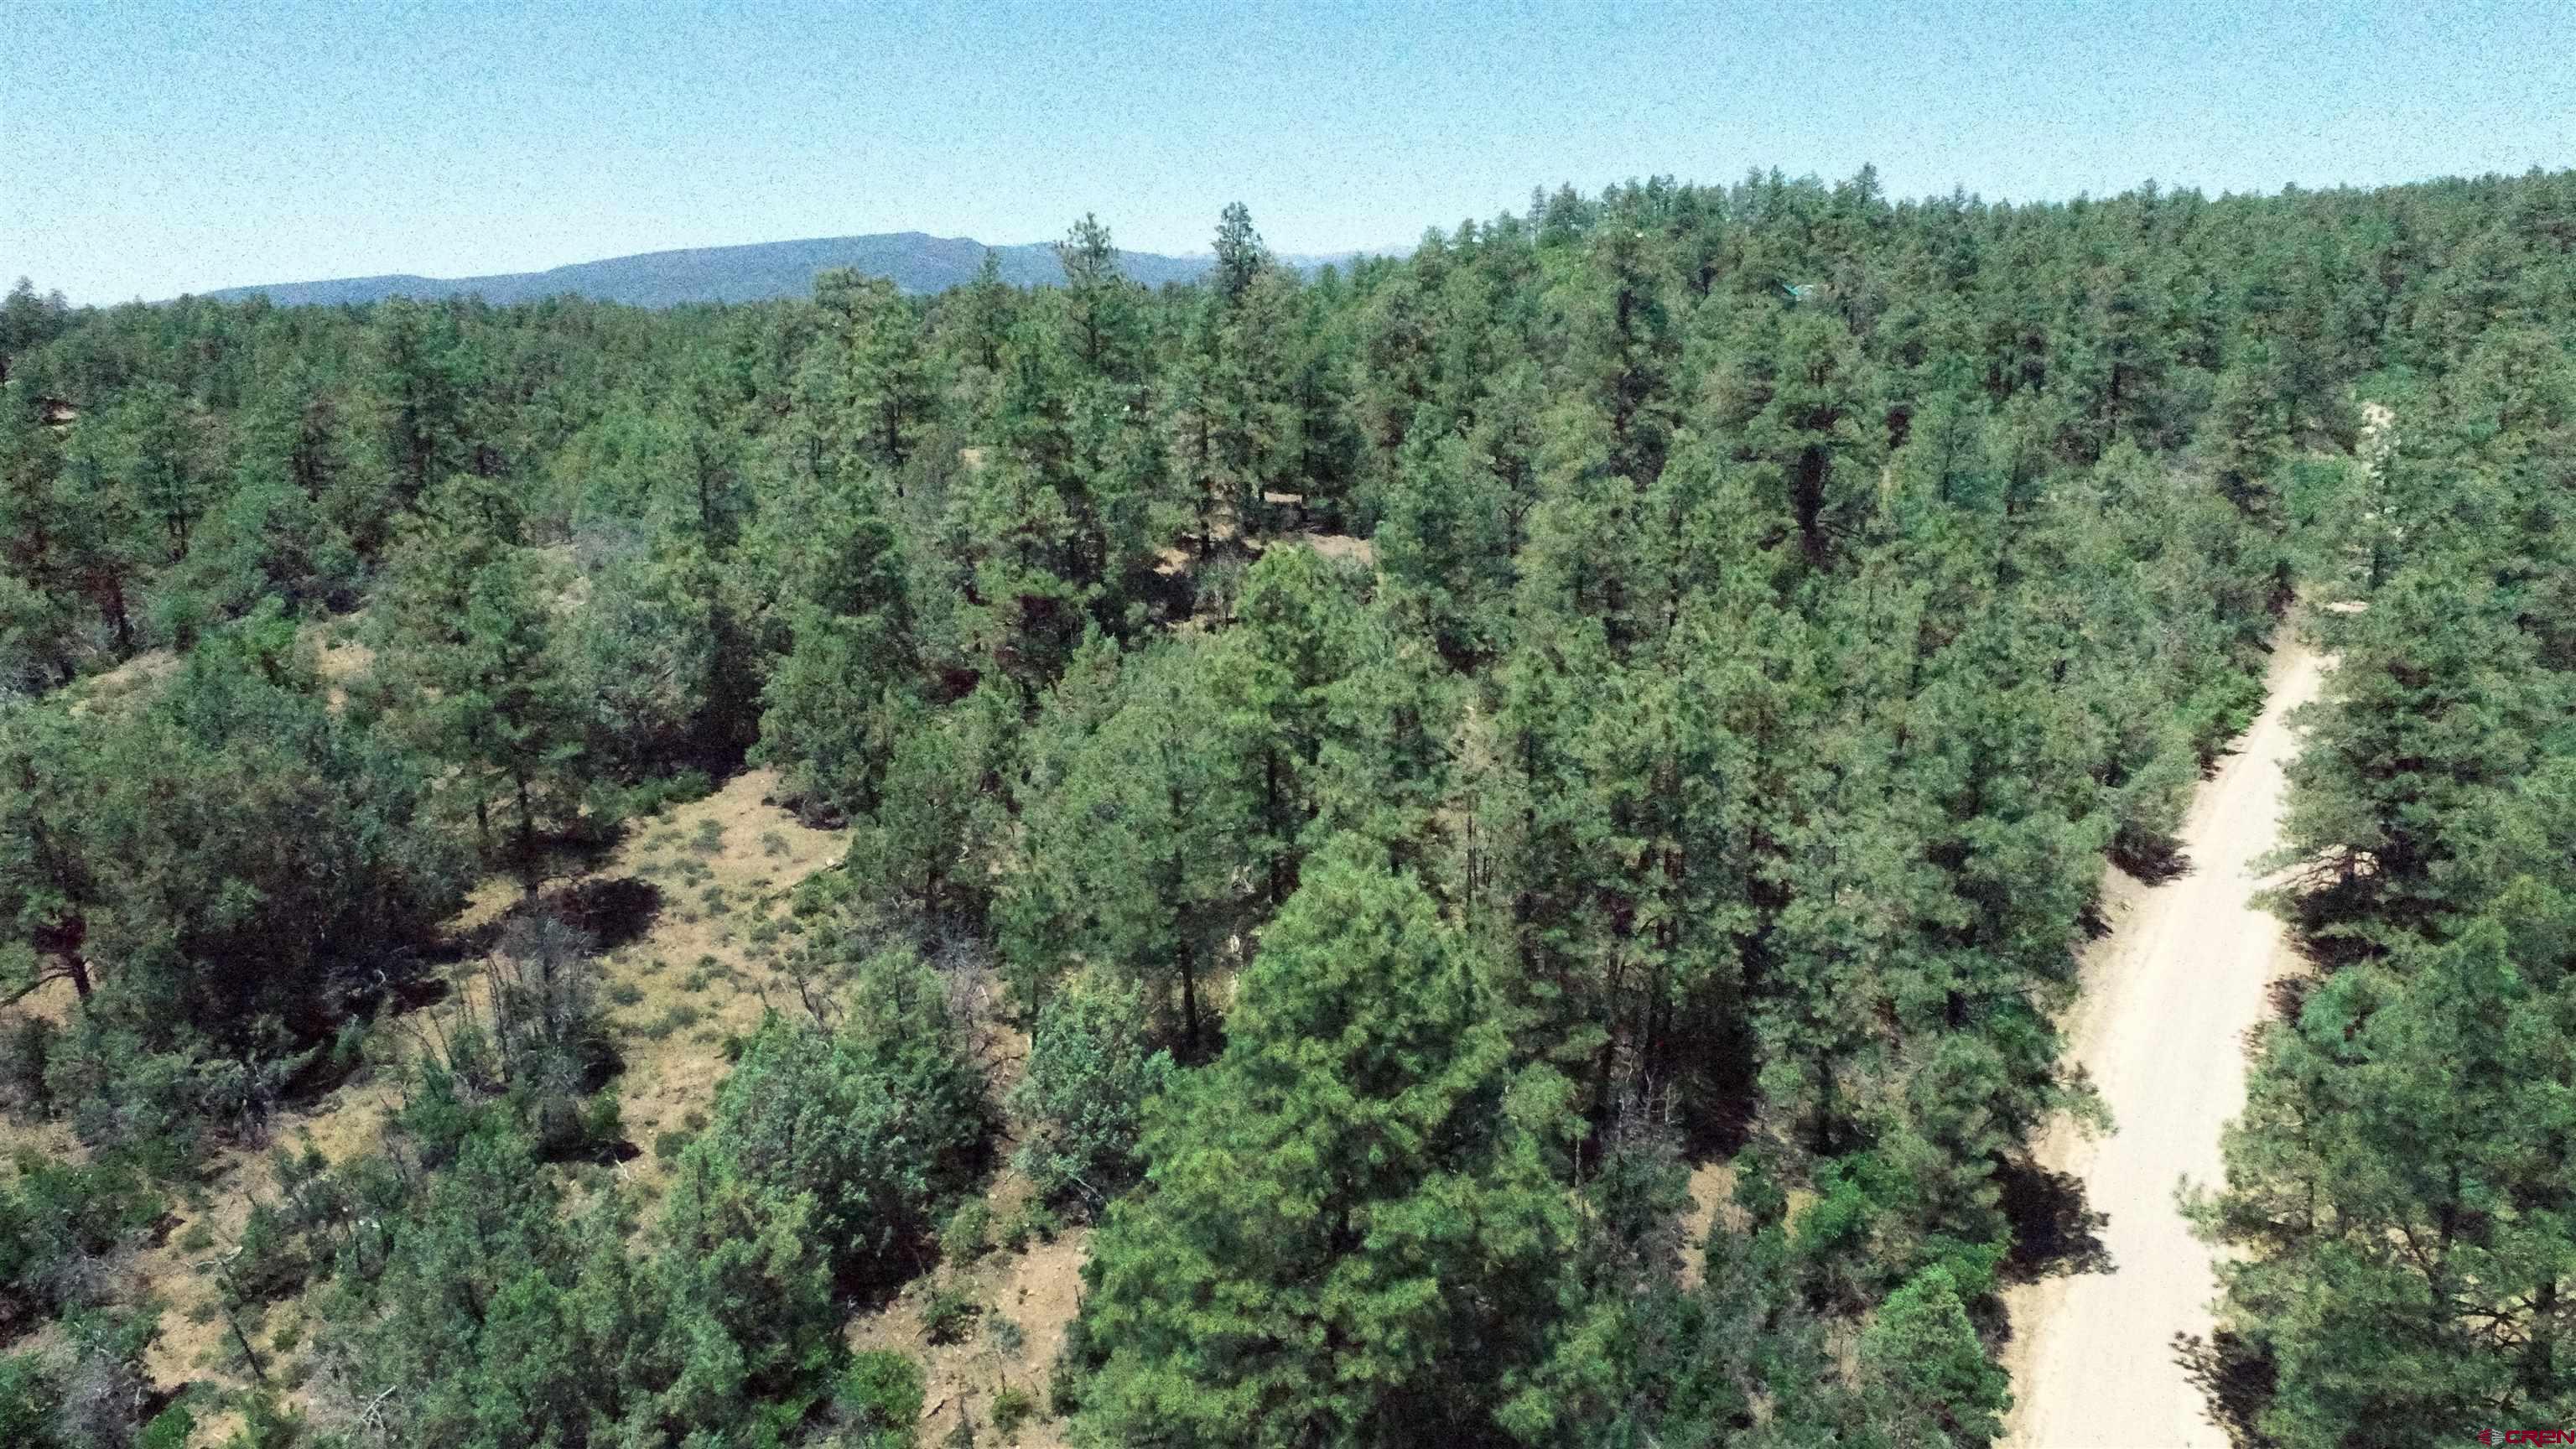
[1,167,2570,1448]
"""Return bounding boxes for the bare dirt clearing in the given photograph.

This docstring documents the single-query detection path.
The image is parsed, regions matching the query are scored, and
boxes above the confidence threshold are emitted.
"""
[0,766,846,1429]
[849,1174,1091,1448]
[2002,635,2326,1448]
[0,757,1122,1446]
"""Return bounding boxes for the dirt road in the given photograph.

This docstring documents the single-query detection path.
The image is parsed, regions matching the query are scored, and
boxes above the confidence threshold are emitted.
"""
[2002,635,2327,1448]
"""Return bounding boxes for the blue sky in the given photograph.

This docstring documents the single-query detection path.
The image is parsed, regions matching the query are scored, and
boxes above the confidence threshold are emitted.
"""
[9,0,2573,304]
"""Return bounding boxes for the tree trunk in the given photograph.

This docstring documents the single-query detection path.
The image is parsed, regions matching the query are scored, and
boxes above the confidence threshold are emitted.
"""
[514,771,538,892]
[1178,940,1200,1059]
[1793,444,1831,570]
[103,576,134,656]
[1265,750,1287,907]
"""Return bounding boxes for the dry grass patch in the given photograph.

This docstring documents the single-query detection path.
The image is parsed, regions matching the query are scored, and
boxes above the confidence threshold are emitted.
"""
[849,1168,1091,1449]
[577,768,843,1197]
[0,764,844,1425]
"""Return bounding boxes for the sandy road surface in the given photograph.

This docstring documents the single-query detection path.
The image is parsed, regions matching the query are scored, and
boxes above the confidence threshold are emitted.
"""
[2002,636,2327,1448]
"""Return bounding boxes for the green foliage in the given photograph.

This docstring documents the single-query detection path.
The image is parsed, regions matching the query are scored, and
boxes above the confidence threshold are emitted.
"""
[567,541,724,778]
[3,618,465,1145]
[1002,636,1247,1045]
[688,950,989,1290]
[0,1306,162,1449]
[996,1199,1059,1254]
[990,1382,1037,1434]
[1070,847,1579,1446]
[137,1400,195,1449]
[9,169,2575,1443]
[451,910,617,1156]
[2195,308,2576,1441]
[1857,1265,2012,1447]
[749,476,917,822]
[374,475,589,880]
[939,1198,991,1265]
[920,1278,982,1345]
[0,1152,165,1335]
[1008,976,1174,1213]
[2202,906,2576,1443]
[320,1119,845,1449]
[836,1349,926,1448]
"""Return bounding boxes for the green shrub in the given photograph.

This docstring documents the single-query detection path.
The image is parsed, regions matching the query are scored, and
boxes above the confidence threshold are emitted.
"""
[996,1199,1059,1254]
[990,1382,1036,1434]
[0,1351,60,1449]
[579,1093,626,1153]
[227,1198,309,1304]
[692,949,991,1291]
[0,1016,56,1114]
[611,769,714,820]
[921,1280,981,1345]
[138,1402,195,1449]
[0,1153,167,1327]
[221,1386,310,1447]
[838,1350,924,1446]
[940,1199,991,1266]
[639,1005,701,1041]
[1009,979,1174,1216]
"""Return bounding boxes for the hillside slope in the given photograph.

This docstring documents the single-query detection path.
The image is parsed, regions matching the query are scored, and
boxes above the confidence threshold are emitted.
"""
[195,232,1378,306]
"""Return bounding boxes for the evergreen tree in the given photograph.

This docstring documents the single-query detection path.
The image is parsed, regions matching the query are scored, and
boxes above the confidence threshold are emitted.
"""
[2200,906,2576,1445]
[814,267,933,471]
[1072,845,1577,1447]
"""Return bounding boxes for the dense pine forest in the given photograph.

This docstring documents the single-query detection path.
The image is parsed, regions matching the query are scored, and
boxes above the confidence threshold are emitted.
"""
[1,166,2571,1448]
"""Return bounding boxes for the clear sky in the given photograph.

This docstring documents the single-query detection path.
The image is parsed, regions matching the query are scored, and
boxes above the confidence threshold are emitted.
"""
[8,0,2573,304]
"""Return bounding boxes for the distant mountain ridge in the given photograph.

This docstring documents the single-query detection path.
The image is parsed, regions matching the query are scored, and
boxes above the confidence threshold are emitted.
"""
[195,231,1377,308]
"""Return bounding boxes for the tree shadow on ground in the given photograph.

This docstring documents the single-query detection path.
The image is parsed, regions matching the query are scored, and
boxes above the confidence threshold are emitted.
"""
[2077,898,2116,942]
[2266,973,2314,1025]
[1673,1004,1761,1161]
[2111,826,2195,886]
[2177,1328,2277,1448]
[1998,1159,2113,1284]
[545,875,663,951]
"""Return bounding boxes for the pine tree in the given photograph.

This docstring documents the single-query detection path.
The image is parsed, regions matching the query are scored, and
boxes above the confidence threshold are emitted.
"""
[2199,903,2576,1446]
[1072,844,1576,1447]
[377,476,583,881]
[0,705,97,1004]
[750,477,918,820]
[1001,638,1246,1047]
[814,267,933,471]
[1213,201,1270,306]
[1856,1265,2012,1446]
